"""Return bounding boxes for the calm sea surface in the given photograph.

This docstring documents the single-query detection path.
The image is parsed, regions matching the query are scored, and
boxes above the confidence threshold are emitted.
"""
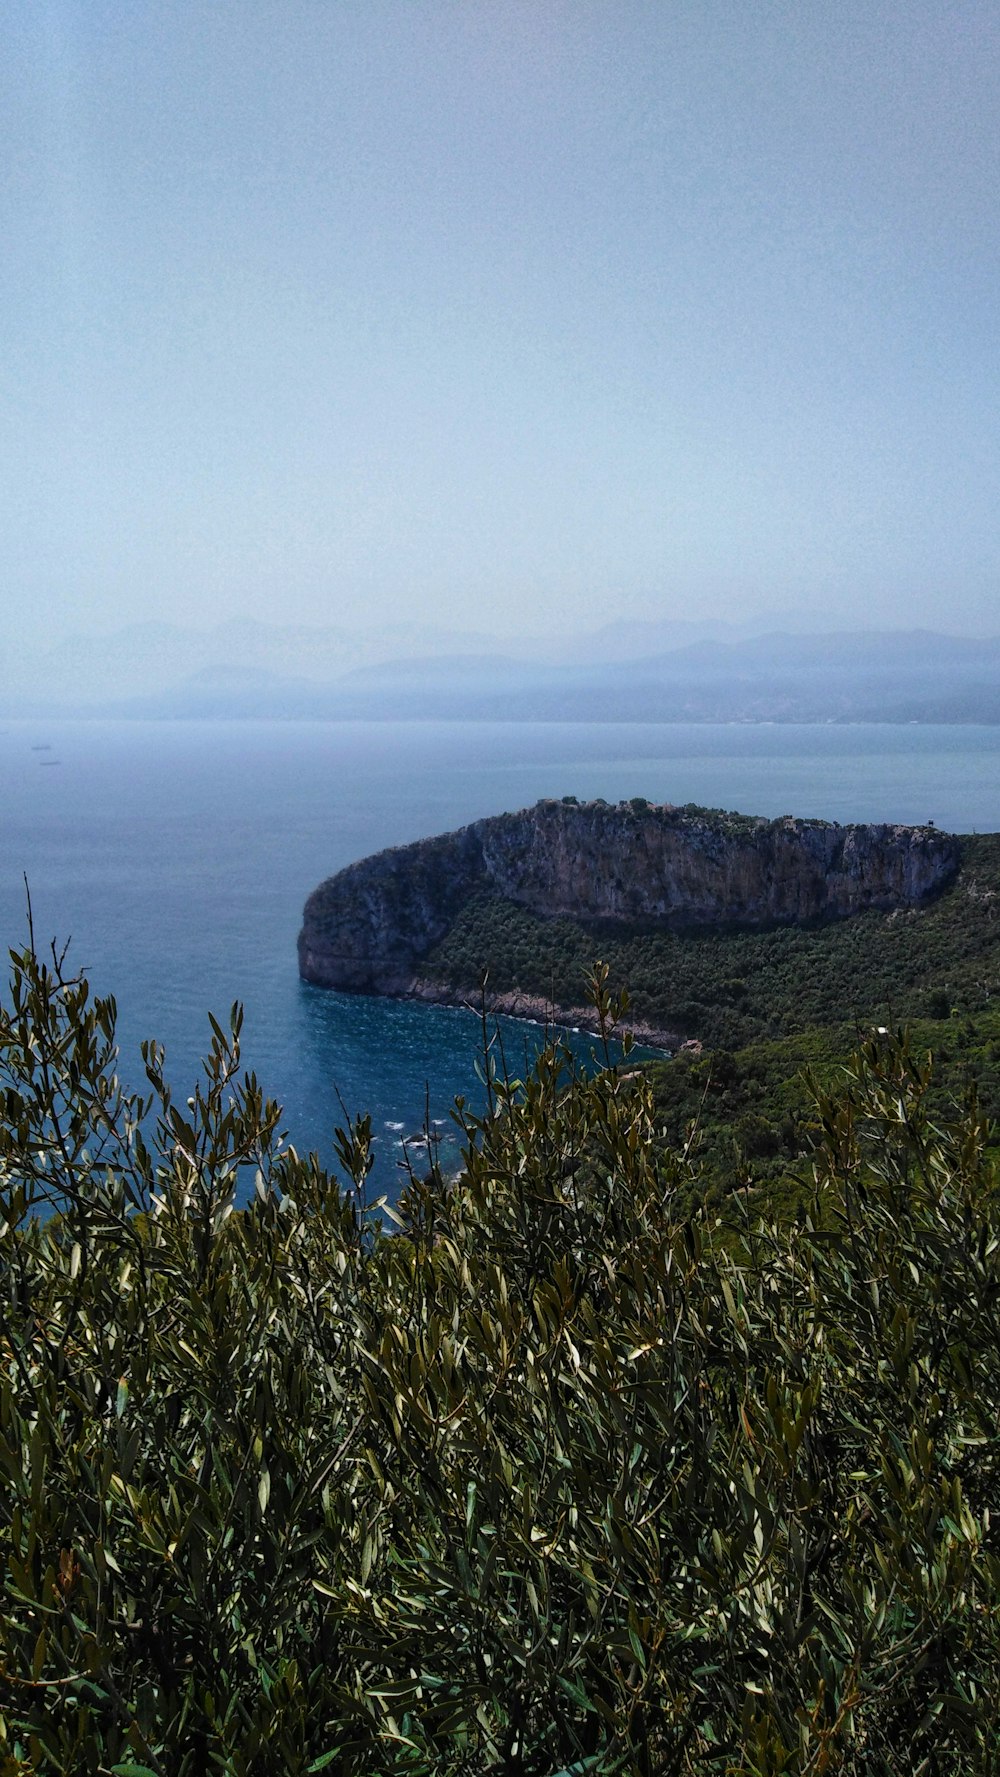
[2,719,999,1195]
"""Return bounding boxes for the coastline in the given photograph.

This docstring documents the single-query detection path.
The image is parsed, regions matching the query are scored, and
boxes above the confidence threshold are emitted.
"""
[405,976,681,1053]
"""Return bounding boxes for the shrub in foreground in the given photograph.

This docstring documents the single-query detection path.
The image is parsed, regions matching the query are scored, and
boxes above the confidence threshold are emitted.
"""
[1,946,999,1773]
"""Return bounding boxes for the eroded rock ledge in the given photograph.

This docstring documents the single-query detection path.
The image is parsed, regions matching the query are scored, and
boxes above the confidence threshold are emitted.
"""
[298,800,959,1017]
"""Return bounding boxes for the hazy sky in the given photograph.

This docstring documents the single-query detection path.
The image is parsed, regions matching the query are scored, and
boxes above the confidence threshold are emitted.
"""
[4,1,999,647]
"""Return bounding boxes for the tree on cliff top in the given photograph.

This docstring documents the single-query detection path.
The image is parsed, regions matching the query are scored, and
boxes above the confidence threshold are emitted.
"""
[2,941,1000,1774]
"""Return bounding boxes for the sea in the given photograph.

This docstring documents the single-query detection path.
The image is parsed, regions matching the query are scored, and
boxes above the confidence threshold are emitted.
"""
[2,718,999,1199]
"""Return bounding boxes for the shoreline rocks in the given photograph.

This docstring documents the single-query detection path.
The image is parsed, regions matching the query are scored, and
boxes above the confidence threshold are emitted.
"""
[404,977,680,1051]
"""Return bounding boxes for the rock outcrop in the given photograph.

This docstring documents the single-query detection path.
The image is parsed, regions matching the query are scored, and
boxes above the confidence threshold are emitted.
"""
[298,799,959,995]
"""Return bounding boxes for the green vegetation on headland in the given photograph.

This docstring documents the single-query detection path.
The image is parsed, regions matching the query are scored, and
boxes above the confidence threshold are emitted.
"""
[426,824,1000,1213]
[426,829,1000,1053]
[4,939,1000,1772]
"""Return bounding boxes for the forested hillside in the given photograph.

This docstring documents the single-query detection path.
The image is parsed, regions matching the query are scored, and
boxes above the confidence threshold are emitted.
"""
[427,831,1000,1050]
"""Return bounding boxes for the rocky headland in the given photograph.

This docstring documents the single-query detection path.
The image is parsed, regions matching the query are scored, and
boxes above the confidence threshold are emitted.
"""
[298,799,959,1043]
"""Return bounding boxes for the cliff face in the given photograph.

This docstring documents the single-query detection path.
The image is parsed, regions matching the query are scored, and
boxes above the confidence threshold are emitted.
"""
[297,824,484,994]
[298,800,960,995]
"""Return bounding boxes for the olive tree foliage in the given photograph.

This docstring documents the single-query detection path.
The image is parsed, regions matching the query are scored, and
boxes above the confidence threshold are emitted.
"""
[1,941,1000,1775]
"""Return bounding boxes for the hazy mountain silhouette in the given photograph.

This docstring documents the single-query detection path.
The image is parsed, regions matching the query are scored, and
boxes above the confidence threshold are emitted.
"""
[6,620,1000,724]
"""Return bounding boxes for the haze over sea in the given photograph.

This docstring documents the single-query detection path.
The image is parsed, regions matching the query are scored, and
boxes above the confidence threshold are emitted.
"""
[3,718,998,1196]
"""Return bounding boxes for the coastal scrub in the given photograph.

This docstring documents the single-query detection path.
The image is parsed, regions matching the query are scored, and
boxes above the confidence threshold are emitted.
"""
[2,945,1000,1771]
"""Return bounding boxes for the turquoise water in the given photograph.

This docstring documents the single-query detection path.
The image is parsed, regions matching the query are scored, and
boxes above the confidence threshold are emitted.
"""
[2,718,999,1195]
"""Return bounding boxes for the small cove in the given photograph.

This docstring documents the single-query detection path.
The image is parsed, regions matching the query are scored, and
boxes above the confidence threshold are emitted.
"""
[2,717,998,1197]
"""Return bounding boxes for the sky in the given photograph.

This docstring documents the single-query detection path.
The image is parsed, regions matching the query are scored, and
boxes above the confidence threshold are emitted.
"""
[3,0,999,651]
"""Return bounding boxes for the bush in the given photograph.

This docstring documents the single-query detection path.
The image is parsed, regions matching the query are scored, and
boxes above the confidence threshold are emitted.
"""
[2,945,1000,1773]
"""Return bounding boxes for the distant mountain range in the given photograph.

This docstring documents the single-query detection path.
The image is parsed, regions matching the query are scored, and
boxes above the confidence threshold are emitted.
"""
[6,620,1000,724]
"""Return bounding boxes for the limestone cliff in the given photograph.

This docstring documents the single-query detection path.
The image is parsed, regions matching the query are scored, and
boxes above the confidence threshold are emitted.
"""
[297,799,959,997]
